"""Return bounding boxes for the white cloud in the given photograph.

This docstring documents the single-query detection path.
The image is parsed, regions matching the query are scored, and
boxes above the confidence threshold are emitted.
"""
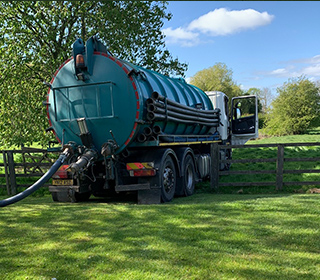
[302,64,320,76]
[287,55,320,64]
[266,55,320,80]
[163,7,274,47]
[270,68,288,75]
[162,27,200,47]
[188,8,274,36]
[312,55,320,63]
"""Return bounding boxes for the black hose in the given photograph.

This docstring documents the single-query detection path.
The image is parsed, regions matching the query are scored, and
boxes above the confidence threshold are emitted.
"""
[147,112,219,127]
[147,98,220,117]
[147,105,219,121]
[151,92,220,115]
[0,151,69,207]
[150,108,219,124]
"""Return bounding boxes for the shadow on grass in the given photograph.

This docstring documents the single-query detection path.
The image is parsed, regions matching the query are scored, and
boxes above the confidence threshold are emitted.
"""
[1,192,320,279]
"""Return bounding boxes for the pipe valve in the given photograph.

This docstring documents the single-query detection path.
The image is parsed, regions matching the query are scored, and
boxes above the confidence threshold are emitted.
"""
[68,149,98,174]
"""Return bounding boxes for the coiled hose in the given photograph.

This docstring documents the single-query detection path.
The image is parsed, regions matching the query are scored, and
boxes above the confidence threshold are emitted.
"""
[0,149,69,207]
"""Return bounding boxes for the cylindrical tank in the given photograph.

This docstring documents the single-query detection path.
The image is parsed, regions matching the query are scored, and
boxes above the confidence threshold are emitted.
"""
[47,37,216,154]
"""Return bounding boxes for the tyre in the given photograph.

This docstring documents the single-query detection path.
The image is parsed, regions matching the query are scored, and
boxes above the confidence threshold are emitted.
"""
[74,192,91,202]
[182,155,195,196]
[160,155,176,202]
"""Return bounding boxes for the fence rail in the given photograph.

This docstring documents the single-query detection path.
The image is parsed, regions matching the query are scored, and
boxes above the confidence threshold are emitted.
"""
[0,148,59,195]
[210,142,320,191]
[1,143,320,196]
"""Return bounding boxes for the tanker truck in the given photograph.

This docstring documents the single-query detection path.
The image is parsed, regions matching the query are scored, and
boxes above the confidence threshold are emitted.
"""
[0,36,258,207]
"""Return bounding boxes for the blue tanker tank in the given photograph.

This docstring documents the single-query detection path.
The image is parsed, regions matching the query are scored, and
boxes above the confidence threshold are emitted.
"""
[0,36,254,207]
[45,36,221,204]
[46,36,220,156]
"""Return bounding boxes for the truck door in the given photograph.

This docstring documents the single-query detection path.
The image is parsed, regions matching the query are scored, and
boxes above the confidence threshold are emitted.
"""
[231,95,258,145]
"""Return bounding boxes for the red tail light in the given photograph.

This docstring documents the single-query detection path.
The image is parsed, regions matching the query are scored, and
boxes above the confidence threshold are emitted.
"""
[52,165,70,179]
[129,169,156,177]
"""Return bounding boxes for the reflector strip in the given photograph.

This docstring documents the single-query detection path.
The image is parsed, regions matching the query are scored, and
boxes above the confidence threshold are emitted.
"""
[129,169,156,177]
[159,140,221,146]
[126,162,154,170]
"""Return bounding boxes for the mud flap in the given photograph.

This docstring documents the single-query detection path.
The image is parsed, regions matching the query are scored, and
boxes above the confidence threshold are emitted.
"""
[49,185,79,202]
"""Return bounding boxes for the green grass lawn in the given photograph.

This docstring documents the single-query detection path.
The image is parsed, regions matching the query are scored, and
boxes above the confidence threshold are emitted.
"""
[0,194,320,280]
[1,130,320,279]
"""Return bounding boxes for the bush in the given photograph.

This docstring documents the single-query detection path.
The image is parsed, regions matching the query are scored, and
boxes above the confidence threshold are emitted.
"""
[265,77,320,136]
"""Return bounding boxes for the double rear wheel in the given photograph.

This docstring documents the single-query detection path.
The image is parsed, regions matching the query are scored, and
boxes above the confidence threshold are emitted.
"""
[159,152,196,202]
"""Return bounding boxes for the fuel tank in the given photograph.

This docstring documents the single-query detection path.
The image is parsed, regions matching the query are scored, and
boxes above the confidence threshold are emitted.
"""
[47,37,217,154]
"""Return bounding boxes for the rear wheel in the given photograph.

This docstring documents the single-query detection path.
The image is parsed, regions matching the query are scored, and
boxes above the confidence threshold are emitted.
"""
[74,191,91,202]
[51,190,91,202]
[160,155,176,202]
[182,155,195,196]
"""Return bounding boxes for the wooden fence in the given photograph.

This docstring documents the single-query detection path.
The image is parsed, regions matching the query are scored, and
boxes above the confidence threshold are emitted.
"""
[0,148,59,195]
[2,143,320,196]
[211,142,320,191]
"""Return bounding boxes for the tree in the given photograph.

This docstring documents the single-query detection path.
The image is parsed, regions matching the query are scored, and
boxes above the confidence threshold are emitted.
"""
[189,63,242,100]
[265,76,320,136]
[0,1,187,147]
[247,87,274,113]
[246,88,269,129]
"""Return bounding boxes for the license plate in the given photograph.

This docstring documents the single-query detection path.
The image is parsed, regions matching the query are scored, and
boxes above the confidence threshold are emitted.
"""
[52,179,73,186]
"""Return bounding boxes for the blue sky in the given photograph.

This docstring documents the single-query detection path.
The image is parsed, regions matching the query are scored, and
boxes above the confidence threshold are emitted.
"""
[162,1,320,94]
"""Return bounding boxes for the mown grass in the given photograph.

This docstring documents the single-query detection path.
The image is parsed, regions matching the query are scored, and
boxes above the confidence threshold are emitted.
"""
[1,194,320,280]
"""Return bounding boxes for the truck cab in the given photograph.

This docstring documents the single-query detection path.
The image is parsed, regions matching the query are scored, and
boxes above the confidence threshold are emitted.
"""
[206,91,259,145]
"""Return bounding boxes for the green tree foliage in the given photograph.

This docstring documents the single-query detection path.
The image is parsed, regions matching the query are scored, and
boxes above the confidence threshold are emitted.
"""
[0,1,187,147]
[189,63,242,100]
[265,77,320,136]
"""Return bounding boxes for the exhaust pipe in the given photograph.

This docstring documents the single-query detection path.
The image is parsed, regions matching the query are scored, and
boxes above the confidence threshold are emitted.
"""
[0,148,71,207]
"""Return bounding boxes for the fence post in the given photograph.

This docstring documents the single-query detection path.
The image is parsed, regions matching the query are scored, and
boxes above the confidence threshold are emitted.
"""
[7,151,17,195]
[276,144,284,190]
[2,151,10,195]
[210,143,219,190]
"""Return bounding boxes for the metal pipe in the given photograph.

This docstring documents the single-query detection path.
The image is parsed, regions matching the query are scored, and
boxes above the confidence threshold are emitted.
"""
[153,125,162,135]
[137,133,147,143]
[143,126,153,136]
[148,135,157,141]
[121,149,130,158]
[68,149,98,173]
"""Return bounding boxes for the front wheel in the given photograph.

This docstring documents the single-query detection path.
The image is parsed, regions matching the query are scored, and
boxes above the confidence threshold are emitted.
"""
[160,155,176,202]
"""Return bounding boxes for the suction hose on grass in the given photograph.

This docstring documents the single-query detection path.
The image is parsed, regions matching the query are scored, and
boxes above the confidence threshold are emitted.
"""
[0,149,70,207]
